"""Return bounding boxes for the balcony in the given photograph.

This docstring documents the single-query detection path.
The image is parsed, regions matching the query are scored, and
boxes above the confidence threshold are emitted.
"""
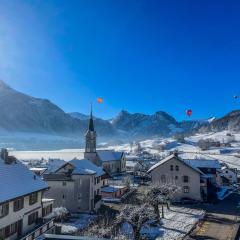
[20,218,55,240]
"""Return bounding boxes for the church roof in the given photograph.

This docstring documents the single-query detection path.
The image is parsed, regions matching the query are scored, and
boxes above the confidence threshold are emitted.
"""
[97,150,124,162]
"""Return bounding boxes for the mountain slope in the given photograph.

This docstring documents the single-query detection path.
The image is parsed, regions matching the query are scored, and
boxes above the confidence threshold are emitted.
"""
[0,80,117,137]
[111,110,180,137]
[198,110,240,132]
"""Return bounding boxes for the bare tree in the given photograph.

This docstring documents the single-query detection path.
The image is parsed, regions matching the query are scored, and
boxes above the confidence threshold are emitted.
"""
[145,182,180,219]
[123,176,132,191]
[115,204,156,240]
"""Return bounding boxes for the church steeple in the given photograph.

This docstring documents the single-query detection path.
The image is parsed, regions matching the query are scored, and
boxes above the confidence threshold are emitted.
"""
[88,104,94,132]
[85,105,97,154]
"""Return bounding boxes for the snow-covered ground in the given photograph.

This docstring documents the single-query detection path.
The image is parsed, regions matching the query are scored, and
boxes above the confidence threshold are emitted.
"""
[57,214,97,234]
[155,206,204,240]
[9,130,240,170]
[122,206,205,240]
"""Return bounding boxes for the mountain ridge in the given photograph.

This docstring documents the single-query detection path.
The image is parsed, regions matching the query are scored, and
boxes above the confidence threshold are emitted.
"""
[0,80,239,140]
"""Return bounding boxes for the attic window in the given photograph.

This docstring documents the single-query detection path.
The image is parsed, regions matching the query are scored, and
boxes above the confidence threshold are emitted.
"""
[175,165,179,171]
[170,165,173,171]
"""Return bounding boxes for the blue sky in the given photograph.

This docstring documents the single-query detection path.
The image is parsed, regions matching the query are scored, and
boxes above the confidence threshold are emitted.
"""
[0,0,240,120]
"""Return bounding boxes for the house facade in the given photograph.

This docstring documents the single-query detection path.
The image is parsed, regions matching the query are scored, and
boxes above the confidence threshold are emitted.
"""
[219,166,238,185]
[84,108,126,175]
[43,159,107,213]
[0,149,54,240]
[148,154,203,201]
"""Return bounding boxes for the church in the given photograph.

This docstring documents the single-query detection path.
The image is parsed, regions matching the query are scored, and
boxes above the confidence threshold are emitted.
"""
[84,108,126,175]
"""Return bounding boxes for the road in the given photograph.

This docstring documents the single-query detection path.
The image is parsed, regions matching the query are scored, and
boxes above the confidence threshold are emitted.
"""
[186,193,240,240]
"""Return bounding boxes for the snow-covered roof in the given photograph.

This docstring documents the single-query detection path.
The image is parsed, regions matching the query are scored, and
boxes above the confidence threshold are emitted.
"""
[45,159,66,173]
[11,149,85,162]
[147,154,203,174]
[126,161,140,167]
[183,159,220,169]
[97,150,124,162]
[69,159,105,177]
[0,158,48,204]
[101,185,126,193]
[125,155,140,160]
[178,153,221,169]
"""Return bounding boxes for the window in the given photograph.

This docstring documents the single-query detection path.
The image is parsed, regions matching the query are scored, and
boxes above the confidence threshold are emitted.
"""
[170,165,173,171]
[29,192,38,205]
[161,174,166,183]
[78,193,82,199]
[62,194,65,199]
[183,176,189,183]
[28,211,38,225]
[0,222,18,238]
[43,205,53,217]
[183,186,189,193]
[14,197,24,212]
[175,176,178,180]
[79,178,82,185]
[175,165,179,171]
[62,181,67,186]
[0,203,9,218]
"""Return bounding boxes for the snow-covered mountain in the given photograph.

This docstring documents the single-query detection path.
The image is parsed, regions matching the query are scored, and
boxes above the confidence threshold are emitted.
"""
[198,110,240,132]
[0,80,116,137]
[0,80,85,134]
[111,110,179,137]
[0,80,239,148]
[69,112,89,120]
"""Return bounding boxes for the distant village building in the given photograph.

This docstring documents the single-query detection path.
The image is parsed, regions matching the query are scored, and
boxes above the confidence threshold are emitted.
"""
[101,185,128,200]
[0,149,54,240]
[219,166,238,185]
[43,159,107,213]
[84,108,126,175]
[148,153,221,202]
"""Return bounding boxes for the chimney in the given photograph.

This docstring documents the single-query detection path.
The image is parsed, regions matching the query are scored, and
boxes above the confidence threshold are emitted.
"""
[1,149,15,164]
[1,148,8,163]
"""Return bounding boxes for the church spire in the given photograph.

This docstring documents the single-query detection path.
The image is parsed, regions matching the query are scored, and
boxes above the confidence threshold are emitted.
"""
[88,103,94,131]
[85,104,97,155]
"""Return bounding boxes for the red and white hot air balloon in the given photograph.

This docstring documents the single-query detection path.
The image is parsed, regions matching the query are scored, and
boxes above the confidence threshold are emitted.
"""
[186,109,192,117]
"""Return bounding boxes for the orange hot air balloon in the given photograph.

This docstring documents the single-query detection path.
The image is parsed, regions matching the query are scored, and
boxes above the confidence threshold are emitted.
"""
[97,97,103,104]
[186,109,192,117]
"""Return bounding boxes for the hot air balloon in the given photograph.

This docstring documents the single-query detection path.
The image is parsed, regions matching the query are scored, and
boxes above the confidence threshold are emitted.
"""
[97,97,103,104]
[186,109,192,117]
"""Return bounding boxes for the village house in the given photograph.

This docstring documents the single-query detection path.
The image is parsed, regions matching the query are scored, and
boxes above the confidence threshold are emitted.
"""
[148,153,221,202]
[0,149,54,240]
[43,159,107,213]
[84,108,126,175]
[101,185,128,200]
[219,165,238,185]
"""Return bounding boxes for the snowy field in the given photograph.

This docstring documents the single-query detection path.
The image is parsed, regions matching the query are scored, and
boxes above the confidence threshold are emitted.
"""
[9,130,240,170]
